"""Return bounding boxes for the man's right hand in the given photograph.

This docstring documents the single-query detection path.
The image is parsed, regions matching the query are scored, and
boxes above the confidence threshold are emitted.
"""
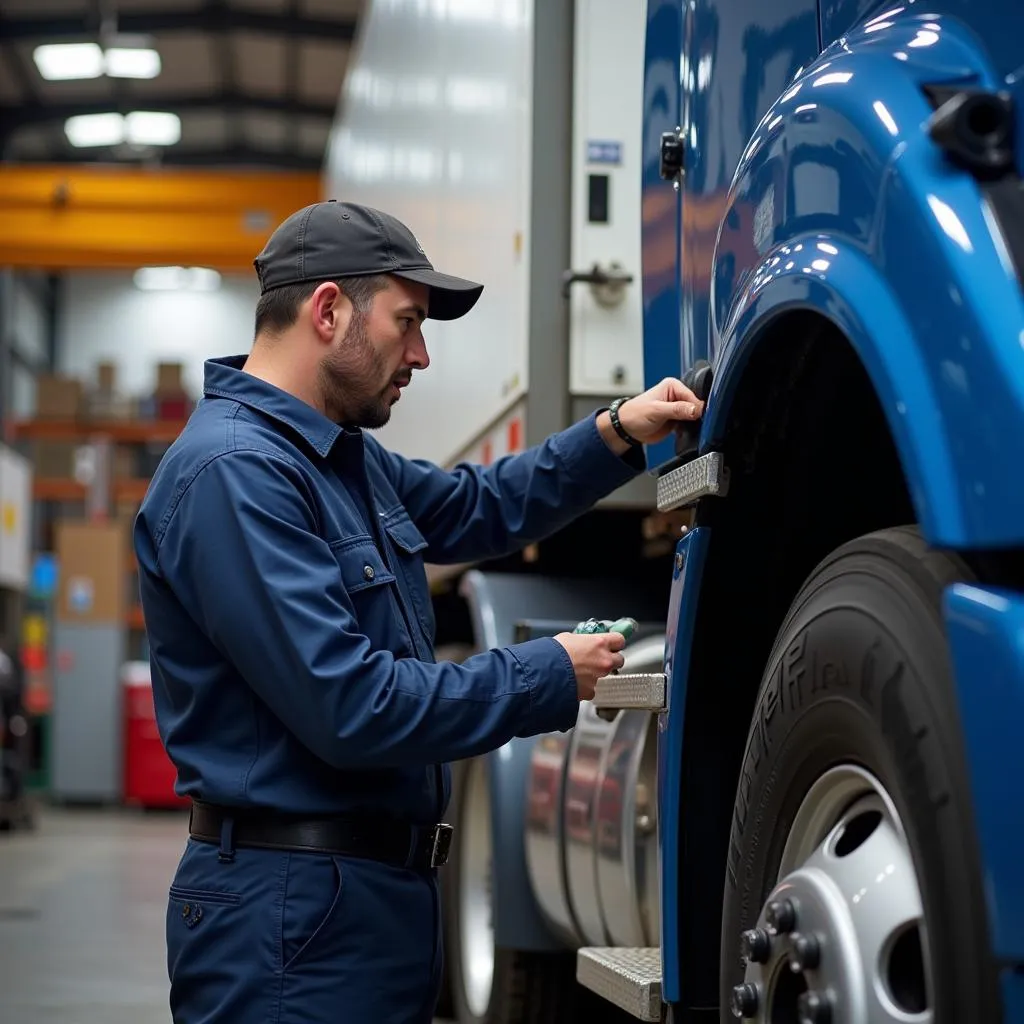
[553,631,627,701]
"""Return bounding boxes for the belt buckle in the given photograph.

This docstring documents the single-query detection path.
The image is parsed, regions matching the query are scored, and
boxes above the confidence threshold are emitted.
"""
[429,823,454,868]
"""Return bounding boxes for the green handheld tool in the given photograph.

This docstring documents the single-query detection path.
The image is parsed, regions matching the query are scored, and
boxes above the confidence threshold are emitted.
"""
[572,616,638,641]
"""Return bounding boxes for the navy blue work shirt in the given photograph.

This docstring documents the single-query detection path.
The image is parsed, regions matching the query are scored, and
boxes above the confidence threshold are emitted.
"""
[134,355,644,826]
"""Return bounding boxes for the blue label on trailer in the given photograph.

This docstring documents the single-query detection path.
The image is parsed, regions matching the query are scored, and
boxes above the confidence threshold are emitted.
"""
[587,140,623,165]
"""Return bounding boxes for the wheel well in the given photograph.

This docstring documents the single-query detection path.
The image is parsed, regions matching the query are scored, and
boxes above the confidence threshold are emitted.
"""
[675,310,916,1009]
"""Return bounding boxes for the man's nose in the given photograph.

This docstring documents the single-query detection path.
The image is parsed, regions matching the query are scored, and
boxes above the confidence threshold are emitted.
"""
[407,331,430,370]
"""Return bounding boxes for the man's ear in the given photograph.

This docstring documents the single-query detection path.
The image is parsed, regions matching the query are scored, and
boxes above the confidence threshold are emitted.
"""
[309,282,352,345]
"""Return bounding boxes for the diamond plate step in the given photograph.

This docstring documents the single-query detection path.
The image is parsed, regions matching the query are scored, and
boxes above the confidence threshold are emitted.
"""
[576,946,663,1021]
[656,451,728,512]
[593,673,666,712]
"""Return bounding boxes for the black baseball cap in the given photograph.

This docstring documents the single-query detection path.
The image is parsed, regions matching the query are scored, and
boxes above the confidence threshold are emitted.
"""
[253,199,484,321]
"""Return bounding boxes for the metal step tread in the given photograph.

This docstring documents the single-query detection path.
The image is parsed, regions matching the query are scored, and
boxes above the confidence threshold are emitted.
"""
[576,946,663,1021]
[593,673,666,711]
[657,450,727,512]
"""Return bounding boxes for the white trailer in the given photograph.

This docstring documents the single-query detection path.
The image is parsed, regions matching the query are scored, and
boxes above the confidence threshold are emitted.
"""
[324,2,670,1022]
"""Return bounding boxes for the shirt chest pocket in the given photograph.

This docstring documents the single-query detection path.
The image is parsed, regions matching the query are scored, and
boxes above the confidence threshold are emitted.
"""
[379,511,437,654]
[328,523,435,657]
[329,535,400,642]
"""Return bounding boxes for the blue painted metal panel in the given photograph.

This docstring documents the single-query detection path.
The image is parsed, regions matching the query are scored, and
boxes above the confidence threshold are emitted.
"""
[643,0,821,472]
[1002,966,1024,1024]
[640,0,683,472]
[700,8,1024,549]
[657,526,710,1005]
[944,583,1024,964]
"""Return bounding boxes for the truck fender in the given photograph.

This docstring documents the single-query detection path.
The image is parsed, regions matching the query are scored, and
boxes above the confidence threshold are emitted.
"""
[704,9,1024,550]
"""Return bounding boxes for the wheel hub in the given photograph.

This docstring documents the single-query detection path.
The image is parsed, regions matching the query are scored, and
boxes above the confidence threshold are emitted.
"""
[731,766,932,1024]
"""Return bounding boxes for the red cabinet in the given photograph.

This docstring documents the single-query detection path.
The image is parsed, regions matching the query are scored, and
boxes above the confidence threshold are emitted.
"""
[122,665,188,809]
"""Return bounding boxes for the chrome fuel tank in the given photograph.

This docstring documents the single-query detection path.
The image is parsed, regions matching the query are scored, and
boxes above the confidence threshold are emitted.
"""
[524,634,665,948]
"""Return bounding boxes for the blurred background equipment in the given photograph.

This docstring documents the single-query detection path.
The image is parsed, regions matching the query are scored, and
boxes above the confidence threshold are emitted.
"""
[0,0,359,822]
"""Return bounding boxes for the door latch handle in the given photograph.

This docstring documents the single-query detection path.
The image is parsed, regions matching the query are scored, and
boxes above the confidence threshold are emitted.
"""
[561,261,635,306]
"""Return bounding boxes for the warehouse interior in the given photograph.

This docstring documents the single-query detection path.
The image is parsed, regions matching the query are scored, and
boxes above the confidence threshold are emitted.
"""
[0,2,407,1020]
[1,3,1003,1024]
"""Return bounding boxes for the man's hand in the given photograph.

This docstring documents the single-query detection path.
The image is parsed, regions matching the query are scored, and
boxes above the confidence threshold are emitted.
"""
[597,376,705,453]
[553,631,626,701]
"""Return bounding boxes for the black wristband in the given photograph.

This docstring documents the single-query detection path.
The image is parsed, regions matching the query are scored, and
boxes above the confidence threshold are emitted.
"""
[608,397,641,447]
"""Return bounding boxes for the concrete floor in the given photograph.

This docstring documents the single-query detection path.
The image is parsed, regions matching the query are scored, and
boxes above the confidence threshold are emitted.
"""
[0,804,453,1023]
[0,803,187,1024]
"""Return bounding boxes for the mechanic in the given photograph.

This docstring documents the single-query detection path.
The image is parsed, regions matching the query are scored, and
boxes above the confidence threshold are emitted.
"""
[133,200,704,1024]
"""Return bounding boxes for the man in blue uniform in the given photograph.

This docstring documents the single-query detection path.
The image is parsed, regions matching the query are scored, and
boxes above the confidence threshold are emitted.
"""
[134,200,704,1023]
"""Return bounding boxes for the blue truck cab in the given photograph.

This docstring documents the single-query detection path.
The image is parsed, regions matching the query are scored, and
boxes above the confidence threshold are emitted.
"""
[429,2,1024,1022]
[641,0,1024,1020]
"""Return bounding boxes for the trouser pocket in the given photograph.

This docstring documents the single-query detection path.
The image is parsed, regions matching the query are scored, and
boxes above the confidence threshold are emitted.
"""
[167,881,254,1022]
[279,853,345,974]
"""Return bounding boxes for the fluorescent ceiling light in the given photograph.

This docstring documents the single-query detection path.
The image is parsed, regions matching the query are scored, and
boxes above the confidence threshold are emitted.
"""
[105,47,161,79]
[134,267,222,292]
[64,111,181,148]
[65,113,125,148]
[125,111,180,146]
[187,267,222,291]
[34,42,104,81]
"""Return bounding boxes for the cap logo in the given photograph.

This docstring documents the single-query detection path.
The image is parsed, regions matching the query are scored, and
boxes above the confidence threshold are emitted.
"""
[411,234,425,255]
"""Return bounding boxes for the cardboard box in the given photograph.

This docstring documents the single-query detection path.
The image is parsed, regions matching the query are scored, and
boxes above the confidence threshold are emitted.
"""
[36,375,83,420]
[55,520,127,625]
[155,362,185,396]
[96,361,117,392]
[32,440,78,478]
[88,393,134,420]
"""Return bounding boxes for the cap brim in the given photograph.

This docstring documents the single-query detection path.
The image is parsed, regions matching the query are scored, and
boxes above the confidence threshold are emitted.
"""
[393,267,484,321]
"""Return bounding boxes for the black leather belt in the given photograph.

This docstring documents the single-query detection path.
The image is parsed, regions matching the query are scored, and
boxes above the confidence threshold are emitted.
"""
[188,801,454,872]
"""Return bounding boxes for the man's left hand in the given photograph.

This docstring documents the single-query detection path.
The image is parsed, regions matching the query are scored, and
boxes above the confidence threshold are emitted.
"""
[597,377,705,453]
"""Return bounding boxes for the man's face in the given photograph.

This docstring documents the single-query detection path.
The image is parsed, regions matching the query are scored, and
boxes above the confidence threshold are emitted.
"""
[319,277,430,428]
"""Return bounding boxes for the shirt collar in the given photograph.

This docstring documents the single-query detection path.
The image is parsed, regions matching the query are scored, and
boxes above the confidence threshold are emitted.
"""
[202,355,347,458]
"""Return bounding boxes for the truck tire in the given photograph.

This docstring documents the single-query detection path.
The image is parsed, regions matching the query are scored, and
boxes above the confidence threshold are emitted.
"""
[719,526,1000,1024]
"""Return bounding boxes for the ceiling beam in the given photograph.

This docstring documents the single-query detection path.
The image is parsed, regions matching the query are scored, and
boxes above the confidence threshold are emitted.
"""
[0,8,357,42]
[0,91,336,134]
[0,164,323,271]
[37,145,324,171]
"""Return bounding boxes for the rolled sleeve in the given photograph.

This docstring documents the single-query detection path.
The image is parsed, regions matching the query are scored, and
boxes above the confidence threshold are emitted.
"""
[153,448,580,769]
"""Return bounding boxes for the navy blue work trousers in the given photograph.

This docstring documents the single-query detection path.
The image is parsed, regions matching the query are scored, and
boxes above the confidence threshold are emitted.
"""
[165,836,442,1023]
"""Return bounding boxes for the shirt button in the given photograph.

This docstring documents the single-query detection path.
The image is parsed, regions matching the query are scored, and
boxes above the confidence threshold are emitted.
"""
[363,565,375,581]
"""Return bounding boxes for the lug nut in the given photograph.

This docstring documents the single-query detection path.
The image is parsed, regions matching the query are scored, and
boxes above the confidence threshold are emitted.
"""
[730,982,759,1019]
[798,990,832,1024]
[765,898,797,935]
[740,928,771,964]
[788,932,821,972]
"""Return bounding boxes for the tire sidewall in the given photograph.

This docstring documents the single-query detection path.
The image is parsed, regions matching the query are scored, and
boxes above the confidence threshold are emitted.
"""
[720,540,994,1023]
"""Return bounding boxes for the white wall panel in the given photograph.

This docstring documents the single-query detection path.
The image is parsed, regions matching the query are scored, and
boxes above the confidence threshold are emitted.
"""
[323,0,534,466]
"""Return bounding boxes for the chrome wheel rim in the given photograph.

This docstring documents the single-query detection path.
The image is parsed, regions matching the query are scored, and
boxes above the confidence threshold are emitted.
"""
[731,765,933,1024]
[459,758,494,1017]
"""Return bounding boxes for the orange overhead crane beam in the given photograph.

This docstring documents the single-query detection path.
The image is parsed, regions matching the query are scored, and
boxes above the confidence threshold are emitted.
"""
[0,164,323,272]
